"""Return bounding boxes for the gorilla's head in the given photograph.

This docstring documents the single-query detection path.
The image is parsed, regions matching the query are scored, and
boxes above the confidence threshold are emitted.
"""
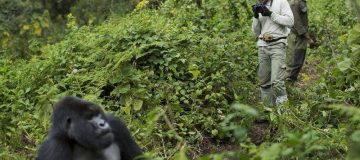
[51,96,114,150]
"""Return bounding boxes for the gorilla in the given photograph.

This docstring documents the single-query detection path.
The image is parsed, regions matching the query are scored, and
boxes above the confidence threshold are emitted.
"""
[37,96,143,160]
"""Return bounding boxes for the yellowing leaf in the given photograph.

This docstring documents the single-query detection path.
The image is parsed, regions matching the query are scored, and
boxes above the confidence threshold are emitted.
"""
[133,99,143,111]
[3,31,10,37]
[43,20,50,28]
[34,28,42,36]
[135,0,148,10]
[188,64,200,79]
[302,74,310,82]
[33,21,41,28]
[189,69,200,79]
[22,24,30,31]
[122,105,131,115]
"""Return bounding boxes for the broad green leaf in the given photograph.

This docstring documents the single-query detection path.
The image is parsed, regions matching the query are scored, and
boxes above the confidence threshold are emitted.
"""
[211,129,218,136]
[172,147,188,160]
[212,154,224,160]
[259,143,282,160]
[133,99,143,111]
[189,69,201,79]
[145,107,164,135]
[351,130,360,142]
[337,58,352,72]
[112,84,131,95]
[231,103,259,117]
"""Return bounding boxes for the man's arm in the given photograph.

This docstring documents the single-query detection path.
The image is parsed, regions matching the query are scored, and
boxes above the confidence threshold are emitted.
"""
[270,0,294,27]
[252,18,261,37]
[291,0,315,47]
[291,0,307,35]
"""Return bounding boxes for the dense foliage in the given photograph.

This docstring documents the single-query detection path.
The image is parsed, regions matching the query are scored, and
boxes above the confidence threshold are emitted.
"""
[0,0,138,59]
[0,0,359,159]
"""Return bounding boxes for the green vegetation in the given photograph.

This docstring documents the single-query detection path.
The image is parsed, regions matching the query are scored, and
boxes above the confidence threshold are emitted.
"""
[0,0,359,159]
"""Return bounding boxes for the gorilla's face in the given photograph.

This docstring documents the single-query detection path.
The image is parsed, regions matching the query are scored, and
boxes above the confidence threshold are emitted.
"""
[68,109,114,150]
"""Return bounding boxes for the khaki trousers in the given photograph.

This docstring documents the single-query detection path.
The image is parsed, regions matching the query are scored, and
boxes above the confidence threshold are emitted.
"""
[258,43,288,106]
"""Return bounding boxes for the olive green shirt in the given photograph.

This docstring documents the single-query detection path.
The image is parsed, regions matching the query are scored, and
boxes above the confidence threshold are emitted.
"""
[288,0,308,36]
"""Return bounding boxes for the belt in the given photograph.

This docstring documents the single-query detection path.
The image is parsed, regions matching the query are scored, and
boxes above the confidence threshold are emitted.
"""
[259,36,287,43]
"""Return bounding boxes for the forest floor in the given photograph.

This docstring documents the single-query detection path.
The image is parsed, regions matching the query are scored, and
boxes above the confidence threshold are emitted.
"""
[193,54,322,158]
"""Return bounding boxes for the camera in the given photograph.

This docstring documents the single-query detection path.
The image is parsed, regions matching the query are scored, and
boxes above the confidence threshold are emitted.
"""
[252,3,267,13]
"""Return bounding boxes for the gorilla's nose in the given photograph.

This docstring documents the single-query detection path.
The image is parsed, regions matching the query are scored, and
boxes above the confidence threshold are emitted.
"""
[98,120,109,129]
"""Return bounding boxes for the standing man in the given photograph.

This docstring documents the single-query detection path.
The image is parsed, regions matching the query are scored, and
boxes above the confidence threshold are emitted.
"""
[286,0,315,84]
[252,0,294,106]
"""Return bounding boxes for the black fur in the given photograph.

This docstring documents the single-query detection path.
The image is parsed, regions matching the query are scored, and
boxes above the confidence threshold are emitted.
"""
[37,96,143,160]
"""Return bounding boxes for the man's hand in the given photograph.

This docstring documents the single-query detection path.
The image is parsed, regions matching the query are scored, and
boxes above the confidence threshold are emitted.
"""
[304,33,316,48]
[252,5,259,18]
[261,6,272,16]
[308,38,316,48]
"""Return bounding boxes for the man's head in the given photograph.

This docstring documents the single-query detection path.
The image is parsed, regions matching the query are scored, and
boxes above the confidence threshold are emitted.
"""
[259,0,270,3]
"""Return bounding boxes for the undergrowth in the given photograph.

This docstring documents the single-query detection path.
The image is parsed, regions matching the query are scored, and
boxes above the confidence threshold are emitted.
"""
[0,0,359,159]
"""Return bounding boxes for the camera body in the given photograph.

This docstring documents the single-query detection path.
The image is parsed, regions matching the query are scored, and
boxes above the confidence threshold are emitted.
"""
[253,3,267,14]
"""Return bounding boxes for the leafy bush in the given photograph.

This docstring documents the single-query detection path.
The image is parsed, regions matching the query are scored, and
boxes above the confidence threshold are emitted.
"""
[0,0,138,59]
[1,0,258,158]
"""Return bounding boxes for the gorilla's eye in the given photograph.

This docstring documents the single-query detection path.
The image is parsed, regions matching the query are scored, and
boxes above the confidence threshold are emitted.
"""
[65,117,72,129]
[85,109,100,120]
[85,112,96,120]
